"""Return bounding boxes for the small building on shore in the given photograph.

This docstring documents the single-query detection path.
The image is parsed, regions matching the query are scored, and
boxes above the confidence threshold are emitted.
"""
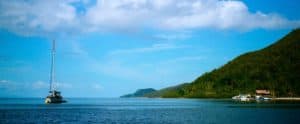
[255,89,272,100]
[256,89,271,96]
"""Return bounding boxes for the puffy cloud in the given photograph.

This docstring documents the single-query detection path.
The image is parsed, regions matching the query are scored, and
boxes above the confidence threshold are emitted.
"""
[0,0,79,36]
[0,0,299,36]
[157,0,300,30]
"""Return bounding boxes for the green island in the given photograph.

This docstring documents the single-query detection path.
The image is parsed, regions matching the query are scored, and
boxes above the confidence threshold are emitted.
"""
[122,29,300,98]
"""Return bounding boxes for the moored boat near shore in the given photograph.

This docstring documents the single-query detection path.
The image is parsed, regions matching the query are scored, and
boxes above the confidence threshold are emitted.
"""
[232,94,253,101]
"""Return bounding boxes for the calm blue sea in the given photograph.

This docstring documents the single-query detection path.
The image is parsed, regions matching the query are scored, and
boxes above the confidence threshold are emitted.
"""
[0,98,300,124]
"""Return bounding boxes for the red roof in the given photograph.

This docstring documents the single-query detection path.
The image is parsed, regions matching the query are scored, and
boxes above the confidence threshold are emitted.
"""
[256,90,270,95]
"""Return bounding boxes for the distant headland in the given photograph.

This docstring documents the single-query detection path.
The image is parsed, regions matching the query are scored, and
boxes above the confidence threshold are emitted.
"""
[120,88,156,98]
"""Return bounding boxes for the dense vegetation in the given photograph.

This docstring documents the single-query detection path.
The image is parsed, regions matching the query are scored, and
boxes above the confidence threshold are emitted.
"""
[144,29,300,98]
[120,88,156,98]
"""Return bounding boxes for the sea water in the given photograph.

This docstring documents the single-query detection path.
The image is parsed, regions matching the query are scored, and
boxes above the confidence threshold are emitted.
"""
[0,98,300,124]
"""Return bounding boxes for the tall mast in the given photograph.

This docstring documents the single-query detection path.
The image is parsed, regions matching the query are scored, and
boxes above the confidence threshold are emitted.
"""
[49,40,56,92]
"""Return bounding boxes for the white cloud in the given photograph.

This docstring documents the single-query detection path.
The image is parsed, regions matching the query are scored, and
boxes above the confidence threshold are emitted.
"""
[0,0,299,36]
[110,43,187,55]
[0,0,79,36]
[83,0,300,31]
[159,1,300,30]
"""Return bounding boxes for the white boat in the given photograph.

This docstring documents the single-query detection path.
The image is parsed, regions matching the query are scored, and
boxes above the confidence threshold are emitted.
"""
[232,95,240,100]
[232,94,252,101]
[45,40,66,104]
[255,95,272,101]
[240,95,251,101]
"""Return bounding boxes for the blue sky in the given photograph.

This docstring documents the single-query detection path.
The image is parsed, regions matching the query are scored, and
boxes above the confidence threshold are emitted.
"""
[0,0,299,98]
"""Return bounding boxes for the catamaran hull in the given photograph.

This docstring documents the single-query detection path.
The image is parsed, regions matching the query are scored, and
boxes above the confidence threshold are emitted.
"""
[45,97,66,104]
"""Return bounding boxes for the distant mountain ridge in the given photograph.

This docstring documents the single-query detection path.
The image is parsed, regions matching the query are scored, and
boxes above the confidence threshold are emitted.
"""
[142,29,300,98]
[120,88,156,98]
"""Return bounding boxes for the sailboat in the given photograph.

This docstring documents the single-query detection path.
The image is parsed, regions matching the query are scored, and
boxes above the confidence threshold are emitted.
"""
[45,40,66,104]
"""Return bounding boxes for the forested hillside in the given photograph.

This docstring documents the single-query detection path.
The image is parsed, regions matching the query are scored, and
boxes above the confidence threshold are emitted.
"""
[145,29,300,98]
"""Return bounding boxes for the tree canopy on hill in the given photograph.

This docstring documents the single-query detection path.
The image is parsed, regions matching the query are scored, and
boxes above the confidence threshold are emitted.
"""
[144,29,300,98]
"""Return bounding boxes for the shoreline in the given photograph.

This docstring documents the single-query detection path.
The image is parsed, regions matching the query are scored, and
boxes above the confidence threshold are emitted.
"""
[273,97,300,101]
